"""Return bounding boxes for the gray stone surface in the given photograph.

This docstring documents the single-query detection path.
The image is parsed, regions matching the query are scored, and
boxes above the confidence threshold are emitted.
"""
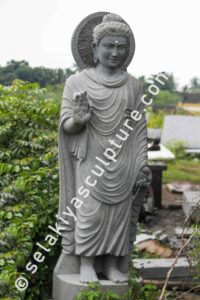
[133,258,192,279]
[161,115,200,149]
[182,191,200,222]
[53,274,128,300]
[54,253,80,275]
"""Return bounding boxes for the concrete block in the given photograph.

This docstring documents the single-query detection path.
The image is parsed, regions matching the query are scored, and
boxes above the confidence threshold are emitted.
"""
[133,257,192,279]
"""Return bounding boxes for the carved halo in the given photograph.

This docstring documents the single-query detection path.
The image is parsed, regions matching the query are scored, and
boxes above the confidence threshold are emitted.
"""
[71,11,135,70]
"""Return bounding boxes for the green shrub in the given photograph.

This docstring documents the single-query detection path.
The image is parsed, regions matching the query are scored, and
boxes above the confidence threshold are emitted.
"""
[74,282,121,300]
[147,111,164,128]
[166,141,186,159]
[74,281,161,300]
[0,80,60,299]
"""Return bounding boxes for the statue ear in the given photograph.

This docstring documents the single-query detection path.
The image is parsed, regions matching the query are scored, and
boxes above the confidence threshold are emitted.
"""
[91,42,98,65]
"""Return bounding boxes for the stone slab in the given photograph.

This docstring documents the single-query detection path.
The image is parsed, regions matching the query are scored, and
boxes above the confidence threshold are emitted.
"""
[148,144,175,161]
[133,257,192,279]
[161,115,200,149]
[183,191,200,222]
[53,274,128,300]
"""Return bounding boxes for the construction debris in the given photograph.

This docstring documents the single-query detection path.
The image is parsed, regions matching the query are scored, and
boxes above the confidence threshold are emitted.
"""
[167,182,192,194]
[136,239,174,258]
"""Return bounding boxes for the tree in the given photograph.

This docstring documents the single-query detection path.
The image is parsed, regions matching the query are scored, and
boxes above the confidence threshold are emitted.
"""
[138,73,177,97]
[189,77,200,93]
[0,60,75,87]
[153,90,181,105]
[150,73,177,92]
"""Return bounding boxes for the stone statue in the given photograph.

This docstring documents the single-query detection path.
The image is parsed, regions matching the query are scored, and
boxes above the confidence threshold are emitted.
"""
[54,12,151,289]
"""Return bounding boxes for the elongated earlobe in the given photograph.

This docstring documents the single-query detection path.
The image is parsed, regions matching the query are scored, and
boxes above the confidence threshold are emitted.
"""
[92,42,98,65]
[94,53,98,64]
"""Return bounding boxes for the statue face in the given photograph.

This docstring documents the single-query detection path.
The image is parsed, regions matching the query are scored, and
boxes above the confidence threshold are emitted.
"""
[95,36,128,69]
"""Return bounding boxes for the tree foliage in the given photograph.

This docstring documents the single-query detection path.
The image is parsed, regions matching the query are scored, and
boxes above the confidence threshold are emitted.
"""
[139,72,177,93]
[189,77,200,93]
[0,60,75,87]
[138,73,181,106]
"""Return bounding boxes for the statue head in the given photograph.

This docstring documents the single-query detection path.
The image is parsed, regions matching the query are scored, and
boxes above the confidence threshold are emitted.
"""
[71,12,135,70]
[92,14,132,69]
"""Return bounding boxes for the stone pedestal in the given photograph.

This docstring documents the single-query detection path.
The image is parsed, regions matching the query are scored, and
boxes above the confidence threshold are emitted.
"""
[53,253,129,300]
[53,274,128,300]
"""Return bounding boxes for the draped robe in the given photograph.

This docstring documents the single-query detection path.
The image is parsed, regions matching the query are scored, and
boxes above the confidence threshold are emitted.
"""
[58,68,148,257]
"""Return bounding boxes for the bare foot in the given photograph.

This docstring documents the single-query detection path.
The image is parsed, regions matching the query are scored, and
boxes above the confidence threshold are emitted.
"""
[104,266,128,283]
[103,255,128,283]
[80,257,99,283]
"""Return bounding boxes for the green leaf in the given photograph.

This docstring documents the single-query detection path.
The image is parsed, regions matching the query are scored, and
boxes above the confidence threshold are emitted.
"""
[0,258,5,266]
[5,212,13,220]
[14,165,21,172]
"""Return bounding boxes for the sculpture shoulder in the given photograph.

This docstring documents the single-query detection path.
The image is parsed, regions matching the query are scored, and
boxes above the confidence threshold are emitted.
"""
[64,72,82,86]
[64,69,92,90]
[127,73,143,91]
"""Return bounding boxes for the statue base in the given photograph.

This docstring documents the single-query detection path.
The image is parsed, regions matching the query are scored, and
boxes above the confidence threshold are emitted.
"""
[53,253,129,300]
[53,274,128,300]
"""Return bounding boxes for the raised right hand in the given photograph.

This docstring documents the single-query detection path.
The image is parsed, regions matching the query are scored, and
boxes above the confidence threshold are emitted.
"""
[73,91,93,125]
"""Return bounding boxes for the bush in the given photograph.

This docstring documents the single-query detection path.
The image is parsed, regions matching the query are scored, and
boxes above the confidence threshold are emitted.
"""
[0,80,60,299]
[167,141,186,159]
[147,111,165,128]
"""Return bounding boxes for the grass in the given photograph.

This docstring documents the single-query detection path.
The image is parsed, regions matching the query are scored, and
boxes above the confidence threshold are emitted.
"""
[163,159,200,184]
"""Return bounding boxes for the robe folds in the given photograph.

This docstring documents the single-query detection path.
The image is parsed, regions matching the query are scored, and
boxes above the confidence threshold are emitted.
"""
[58,68,148,257]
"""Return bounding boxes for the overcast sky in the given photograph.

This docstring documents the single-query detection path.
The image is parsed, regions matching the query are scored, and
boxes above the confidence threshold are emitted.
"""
[0,0,199,88]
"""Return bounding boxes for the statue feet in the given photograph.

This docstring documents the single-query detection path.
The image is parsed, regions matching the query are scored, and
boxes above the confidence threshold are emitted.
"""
[80,257,99,283]
[103,255,128,283]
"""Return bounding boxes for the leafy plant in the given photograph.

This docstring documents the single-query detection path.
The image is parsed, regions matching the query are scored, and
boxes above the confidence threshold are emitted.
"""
[0,80,60,299]
[74,283,120,300]
[147,110,165,128]
[167,141,186,159]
